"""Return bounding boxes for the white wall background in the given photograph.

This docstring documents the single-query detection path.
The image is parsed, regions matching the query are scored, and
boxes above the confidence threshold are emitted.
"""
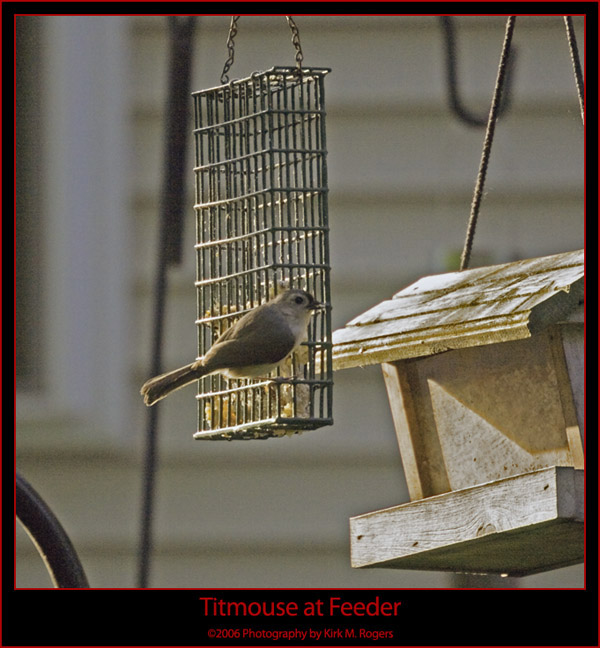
[16,14,585,588]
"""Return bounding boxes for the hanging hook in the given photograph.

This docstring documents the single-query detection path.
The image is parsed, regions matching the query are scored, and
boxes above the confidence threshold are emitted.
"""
[440,16,517,127]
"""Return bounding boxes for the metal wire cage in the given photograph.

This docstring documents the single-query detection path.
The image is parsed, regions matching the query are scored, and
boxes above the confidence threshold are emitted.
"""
[192,66,333,440]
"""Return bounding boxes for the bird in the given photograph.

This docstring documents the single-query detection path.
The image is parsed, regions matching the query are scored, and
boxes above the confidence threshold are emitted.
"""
[141,289,323,406]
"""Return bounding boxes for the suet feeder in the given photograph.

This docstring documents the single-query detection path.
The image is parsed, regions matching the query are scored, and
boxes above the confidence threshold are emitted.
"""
[192,67,333,440]
[333,249,584,576]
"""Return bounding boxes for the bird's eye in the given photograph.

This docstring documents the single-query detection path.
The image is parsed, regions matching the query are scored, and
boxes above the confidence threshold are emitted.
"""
[294,296,305,305]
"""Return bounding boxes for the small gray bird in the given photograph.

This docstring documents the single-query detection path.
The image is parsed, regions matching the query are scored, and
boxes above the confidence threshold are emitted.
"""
[141,289,323,406]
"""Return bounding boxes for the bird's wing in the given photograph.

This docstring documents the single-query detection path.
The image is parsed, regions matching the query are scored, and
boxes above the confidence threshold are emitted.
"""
[204,306,296,370]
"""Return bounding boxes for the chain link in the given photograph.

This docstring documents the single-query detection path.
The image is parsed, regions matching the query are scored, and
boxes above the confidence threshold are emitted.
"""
[286,16,304,74]
[220,15,240,84]
[220,15,304,84]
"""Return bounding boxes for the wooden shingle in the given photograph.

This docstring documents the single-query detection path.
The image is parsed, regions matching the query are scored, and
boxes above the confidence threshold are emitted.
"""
[333,249,584,370]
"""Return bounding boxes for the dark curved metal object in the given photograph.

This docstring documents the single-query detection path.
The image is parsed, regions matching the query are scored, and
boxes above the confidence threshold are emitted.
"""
[16,470,89,588]
[440,16,516,127]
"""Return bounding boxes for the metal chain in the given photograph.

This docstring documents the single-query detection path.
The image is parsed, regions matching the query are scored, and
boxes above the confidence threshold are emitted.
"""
[220,15,303,84]
[220,15,240,84]
[286,16,304,74]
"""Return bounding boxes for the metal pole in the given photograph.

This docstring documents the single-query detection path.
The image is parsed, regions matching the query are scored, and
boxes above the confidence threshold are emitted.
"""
[137,16,196,588]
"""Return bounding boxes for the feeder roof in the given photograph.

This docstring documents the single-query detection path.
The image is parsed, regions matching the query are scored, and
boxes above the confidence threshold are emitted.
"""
[332,249,584,370]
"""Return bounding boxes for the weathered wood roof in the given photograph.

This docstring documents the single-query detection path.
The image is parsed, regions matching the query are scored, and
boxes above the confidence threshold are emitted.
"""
[332,249,584,370]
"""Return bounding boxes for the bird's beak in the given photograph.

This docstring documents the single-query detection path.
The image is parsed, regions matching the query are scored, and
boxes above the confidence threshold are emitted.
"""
[309,300,326,311]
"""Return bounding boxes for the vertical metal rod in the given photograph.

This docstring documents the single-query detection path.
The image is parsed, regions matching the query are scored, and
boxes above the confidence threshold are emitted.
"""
[137,16,195,589]
[460,16,516,271]
[563,16,585,125]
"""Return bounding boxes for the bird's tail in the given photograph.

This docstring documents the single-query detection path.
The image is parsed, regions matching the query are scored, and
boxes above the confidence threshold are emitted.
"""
[141,362,205,406]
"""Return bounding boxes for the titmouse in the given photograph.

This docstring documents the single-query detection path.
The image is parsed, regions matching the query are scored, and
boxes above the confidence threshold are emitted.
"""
[141,289,323,406]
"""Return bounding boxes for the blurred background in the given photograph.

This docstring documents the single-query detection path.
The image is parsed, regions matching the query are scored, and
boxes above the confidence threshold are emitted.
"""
[15,15,584,588]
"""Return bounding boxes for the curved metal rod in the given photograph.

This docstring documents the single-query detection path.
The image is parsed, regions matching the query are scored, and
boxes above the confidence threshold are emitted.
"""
[16,470,89,588]
[440,16,516,127]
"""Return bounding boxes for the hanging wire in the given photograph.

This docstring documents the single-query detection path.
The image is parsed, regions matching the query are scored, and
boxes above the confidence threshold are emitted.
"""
[220,16,304,84]
[563,16,585,125]
[460,16,516,271]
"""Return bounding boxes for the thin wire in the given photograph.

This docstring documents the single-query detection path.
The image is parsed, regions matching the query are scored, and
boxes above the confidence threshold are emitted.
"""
[460,16,516,271]
[563,16,585,125]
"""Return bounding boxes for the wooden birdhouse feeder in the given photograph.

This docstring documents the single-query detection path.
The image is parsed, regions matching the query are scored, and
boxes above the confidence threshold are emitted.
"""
[333,249,584,576]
